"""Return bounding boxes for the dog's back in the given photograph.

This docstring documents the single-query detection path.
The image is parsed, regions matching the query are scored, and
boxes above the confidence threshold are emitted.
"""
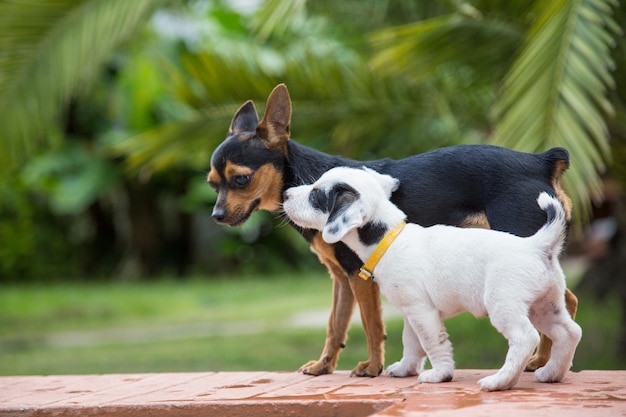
[367,145,570,237]
[374,192,568,319]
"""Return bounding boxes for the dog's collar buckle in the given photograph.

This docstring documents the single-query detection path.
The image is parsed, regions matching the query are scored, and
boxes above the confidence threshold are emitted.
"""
[358,267,374,282]
[358,221,406,281]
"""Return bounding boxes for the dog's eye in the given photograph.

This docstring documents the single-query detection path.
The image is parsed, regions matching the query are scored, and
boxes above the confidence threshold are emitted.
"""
[232,175,251,188]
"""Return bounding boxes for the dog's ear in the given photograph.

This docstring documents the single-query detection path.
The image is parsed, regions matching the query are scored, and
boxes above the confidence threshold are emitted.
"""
[257,84,291,151]
[362,167,400,198]
[322,187,365,244]
[229,101,259,134]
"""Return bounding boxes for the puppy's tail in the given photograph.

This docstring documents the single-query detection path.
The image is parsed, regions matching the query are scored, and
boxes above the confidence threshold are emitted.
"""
[532,192,567,259]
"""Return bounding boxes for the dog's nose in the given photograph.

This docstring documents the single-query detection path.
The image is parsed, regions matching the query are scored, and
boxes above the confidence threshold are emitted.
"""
[212,208,226,222]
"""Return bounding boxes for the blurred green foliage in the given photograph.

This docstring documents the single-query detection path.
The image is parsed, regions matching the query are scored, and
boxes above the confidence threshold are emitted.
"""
[1,275,622,375]
[0,178,80,282]
[0,0,624,281]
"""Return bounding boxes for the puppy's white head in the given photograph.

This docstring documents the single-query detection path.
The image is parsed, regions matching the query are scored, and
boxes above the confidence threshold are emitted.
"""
[283,167,400,244]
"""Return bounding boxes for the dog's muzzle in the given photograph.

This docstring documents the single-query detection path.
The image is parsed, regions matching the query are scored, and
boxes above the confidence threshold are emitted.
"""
[211,207,227,223]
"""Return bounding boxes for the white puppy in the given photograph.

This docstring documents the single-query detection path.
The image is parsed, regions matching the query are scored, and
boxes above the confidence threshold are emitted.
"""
[283,166,581,391]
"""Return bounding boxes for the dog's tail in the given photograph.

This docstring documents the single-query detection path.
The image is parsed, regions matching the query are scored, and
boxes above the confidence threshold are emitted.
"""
[542,147,572,222]
[532,192,567,259]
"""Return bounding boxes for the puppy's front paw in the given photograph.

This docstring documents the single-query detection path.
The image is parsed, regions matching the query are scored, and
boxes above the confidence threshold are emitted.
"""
[418,368,453,384]
[387,360,418,378]
[351,360,383,377]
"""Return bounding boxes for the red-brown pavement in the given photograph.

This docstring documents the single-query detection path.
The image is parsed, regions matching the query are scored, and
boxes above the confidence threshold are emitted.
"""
[1,369,625,417]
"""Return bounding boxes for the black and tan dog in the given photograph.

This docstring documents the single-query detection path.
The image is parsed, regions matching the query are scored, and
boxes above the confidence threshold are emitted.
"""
[208,84,578,377]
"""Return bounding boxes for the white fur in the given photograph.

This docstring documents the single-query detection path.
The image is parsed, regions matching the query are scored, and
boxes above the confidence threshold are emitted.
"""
[283,166,582,391]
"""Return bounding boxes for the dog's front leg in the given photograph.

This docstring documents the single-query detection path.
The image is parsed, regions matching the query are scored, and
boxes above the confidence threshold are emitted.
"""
[387,316,426,377]
[407,308,455,384]
[299,267,355,376]
[348,274,386,377]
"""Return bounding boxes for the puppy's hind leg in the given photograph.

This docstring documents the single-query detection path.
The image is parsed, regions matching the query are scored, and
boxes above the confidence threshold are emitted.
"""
[479,305,539,391]
[531,299,582,383]
[526,288,578,371]
[387,316,426,377]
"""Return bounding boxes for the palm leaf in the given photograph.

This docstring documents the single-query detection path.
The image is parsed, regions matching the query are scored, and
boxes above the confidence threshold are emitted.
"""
[110,115,232,175]
[369,9,523,83]
[110,33,491,174]
[0,0,165,171]
[251,0,307,41]
[491,0,620,226]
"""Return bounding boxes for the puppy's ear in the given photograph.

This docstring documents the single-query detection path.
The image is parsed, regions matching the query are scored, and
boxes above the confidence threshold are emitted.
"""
[322,187,365,244]
[362,167,400,198]
[257,84,291,151]
[229,101,259,134]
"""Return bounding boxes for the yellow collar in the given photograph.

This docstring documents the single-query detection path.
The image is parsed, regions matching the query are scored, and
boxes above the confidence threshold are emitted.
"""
[358,222,406,281]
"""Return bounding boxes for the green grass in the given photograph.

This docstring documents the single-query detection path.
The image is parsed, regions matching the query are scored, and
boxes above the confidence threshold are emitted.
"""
[0,274,624,375]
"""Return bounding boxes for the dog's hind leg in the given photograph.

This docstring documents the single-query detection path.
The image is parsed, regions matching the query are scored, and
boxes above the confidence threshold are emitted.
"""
[533,313,582,383]
[387,316,426,377]
[526,288,578,371]
[479,304,539,391]
[349,274,386,377]
[299,267,355,376]
[530,292,582,383]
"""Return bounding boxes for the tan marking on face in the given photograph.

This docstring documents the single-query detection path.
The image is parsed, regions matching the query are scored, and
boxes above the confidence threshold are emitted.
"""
[224,162,254,180]
[551,159,572,222]
[459,212,491,229]
[207,167,221,186]
[223,161,284,214]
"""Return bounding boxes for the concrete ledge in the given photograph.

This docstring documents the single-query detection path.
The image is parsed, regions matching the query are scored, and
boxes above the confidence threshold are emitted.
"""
[1,370,625,416]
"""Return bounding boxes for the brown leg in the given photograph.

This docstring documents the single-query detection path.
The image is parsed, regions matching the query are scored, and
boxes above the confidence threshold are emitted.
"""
[526,288,579,371]
[299,266,355,375]
[300,236,357,375]
[349,273,386,377]
[300,235,386,377]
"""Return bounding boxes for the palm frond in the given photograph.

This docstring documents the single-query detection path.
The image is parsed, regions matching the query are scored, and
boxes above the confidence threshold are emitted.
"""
[110,32,491,174]
[251,0,307,41]
[0,0,164,171]
[369,10,523,83]
[109,114,233,175]
[491,0,620,225]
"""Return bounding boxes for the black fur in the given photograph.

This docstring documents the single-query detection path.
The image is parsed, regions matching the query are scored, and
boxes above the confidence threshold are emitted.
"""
[287,142,568,273]
[358,222,388,247]
[211,135,569,275]
[210,133,285,179]
[327,184,360,223]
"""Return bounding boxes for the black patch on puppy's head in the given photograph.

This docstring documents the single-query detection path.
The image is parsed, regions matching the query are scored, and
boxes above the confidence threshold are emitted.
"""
[318,182,365,244]
[327,183,360,224]
[309,187,331,212]
[309,182,359,218]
